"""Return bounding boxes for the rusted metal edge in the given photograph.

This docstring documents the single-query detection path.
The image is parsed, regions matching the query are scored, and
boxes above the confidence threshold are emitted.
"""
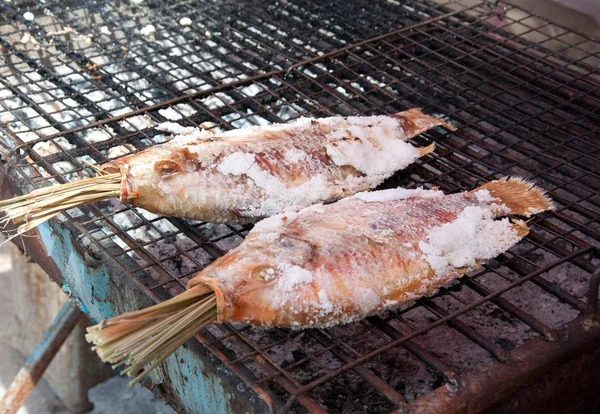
[0,301,81,414]
[407,313,600,413]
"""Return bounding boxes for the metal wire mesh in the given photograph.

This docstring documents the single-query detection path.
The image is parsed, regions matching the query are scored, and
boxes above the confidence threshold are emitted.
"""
[1,0,599,412]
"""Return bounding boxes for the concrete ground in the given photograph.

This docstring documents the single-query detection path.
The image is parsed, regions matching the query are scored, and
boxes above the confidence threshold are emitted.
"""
[0,241,175,414]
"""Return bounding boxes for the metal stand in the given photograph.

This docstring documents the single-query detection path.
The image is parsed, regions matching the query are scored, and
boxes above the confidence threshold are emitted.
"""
[0,301,81,414]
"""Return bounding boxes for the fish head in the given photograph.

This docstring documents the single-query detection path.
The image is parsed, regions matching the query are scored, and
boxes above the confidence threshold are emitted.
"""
[105,146,199,214]
[189,227,318,325]
[206,230,315,285]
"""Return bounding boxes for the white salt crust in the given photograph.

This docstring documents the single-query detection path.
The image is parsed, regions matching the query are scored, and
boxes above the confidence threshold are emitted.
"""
[350,187,442,203]
[419,206,520,275]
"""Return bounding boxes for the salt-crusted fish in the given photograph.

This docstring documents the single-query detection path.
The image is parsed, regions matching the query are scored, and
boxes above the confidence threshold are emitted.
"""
[0,109,453,234]
[86,177,553,383]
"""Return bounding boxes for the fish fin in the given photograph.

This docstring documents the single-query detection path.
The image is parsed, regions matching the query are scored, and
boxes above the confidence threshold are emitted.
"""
[510,219,530,238]
[473,177,555,217]
[395,108,457,131]
[417,143,436,157]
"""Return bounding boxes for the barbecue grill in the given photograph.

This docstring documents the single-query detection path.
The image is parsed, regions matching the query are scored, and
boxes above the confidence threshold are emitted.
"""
[1,0,599,412]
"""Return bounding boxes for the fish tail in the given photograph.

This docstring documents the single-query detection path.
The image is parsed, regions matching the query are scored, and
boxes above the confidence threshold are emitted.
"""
[473,177,555,216]
[398,108,457,132]
[417,143,436,157]
[510,218,531,238]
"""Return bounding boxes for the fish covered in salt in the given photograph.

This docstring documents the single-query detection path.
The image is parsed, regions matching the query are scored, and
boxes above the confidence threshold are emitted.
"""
[107,108,454,223]
[187,177,553,327]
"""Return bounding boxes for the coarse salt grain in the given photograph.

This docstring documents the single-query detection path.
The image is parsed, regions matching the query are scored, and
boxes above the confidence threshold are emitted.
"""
[100,26,111,35]
[23,11,34,21]
[217,152,256,176]
[217,150,334,218]
[474,189,496,203]
[317,290,333,313]
[179,17,192,26]
[86,129,111,143]
[277,263,313,292]
[324,116,420,179]
[419,206,520,275]
[350,187,442,203]
[283,147,307,163]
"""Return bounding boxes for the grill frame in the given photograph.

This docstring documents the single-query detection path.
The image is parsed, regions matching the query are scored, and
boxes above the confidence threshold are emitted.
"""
[1,0,599,413]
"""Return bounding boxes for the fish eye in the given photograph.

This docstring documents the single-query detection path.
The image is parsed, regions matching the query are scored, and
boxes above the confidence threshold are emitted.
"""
[251,265,275,281]
[154,160,181,176]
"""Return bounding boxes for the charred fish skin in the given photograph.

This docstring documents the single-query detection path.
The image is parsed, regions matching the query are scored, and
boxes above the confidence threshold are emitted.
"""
[107,109,454,223]
[188,178,553,328]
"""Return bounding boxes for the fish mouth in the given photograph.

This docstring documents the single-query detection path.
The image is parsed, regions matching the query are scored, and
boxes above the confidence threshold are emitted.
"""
[187,276,231,323]
[103,161,138,203]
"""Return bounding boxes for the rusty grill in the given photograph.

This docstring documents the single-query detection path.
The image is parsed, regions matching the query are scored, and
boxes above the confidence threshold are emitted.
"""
[1,0,599,412]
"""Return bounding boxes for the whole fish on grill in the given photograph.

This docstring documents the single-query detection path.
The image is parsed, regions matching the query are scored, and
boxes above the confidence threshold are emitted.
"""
[186,177,553,327]
[86,177,553,383]
[0,109,454,234]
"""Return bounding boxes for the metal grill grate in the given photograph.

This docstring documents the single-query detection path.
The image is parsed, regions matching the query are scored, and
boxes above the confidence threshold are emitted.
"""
[1,0,599,412]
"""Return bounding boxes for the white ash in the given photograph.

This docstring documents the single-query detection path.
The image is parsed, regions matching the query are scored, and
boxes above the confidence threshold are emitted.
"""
[155,122,198,136]
[179,17,192,26]
[107,145,131,159]
[173,103,197,117]
[46,27,75,36]
[140,25,156,37]
[20,33,39,47]
[239,84,264,97]
[158,108,182,120]
[120,114,155,131]
[84,129,111,143]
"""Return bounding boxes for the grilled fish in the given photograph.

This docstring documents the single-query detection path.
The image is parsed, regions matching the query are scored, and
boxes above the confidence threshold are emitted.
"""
[188,177,553,327]
[106,108,453,223]
[0,109,453,235]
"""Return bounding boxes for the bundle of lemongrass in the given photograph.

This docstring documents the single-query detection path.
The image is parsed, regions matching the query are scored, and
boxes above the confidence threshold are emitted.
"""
[0,173,121,236]
[86,285,216,385]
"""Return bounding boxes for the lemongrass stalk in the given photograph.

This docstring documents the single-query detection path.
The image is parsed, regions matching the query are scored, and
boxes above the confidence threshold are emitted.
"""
[86,285,218,385]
